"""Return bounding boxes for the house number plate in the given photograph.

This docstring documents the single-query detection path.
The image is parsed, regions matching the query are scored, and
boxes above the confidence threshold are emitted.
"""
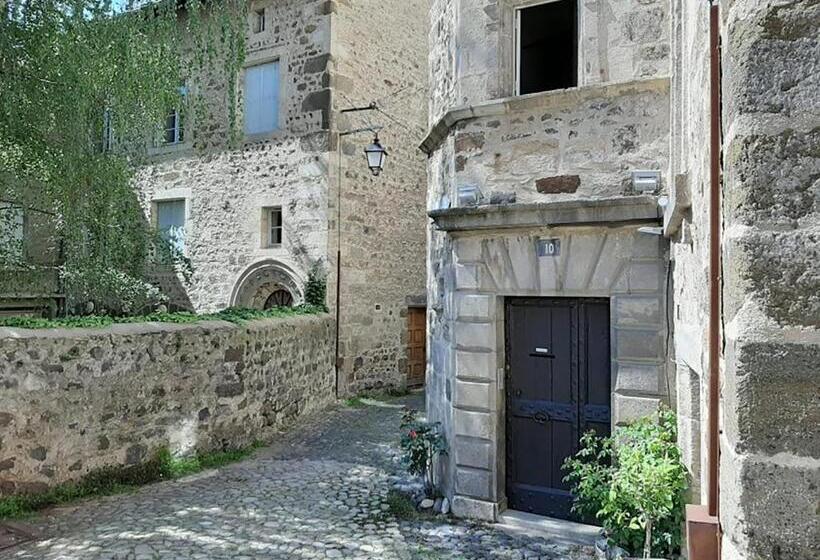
[536,238,561,257]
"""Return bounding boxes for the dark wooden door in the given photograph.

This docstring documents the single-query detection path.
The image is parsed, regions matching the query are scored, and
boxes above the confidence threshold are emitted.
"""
[407,307,427,387]
[505,298,611,520]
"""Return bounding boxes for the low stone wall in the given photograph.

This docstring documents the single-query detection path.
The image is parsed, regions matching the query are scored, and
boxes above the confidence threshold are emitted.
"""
[0,314,335,494]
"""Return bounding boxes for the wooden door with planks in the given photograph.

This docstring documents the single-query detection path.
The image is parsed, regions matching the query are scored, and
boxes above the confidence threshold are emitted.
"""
[407,307,427,387]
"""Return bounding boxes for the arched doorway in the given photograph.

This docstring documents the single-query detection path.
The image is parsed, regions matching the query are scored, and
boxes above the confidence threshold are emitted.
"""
[230,260,303,310]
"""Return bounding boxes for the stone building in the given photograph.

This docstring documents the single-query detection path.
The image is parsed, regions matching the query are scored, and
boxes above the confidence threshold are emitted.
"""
[135,0,429,394]
[423,0,818,558]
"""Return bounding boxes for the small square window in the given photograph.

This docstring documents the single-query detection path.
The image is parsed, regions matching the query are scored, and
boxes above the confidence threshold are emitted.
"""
[263,206,283,247]
[516,0,578,95]
[253,8,266,33]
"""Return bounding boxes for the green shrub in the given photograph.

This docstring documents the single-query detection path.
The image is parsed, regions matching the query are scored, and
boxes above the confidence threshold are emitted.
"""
[399,408,447,496]
[563,409,687,558]
[304,262,328,310]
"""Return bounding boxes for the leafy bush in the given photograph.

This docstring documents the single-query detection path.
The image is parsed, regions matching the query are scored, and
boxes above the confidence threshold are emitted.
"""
[399,408,447,496]
[304,262,327,310]
[563,409,687,558]
[0,304,325,329]
[62,265,168,317]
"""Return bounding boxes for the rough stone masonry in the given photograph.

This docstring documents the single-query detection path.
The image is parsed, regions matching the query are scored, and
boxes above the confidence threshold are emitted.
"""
[0,314,335,493]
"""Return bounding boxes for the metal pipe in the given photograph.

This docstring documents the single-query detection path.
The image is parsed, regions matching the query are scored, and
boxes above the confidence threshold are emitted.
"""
[707,0,722,521]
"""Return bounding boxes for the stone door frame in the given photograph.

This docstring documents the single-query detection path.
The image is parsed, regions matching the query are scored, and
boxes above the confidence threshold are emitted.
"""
[439,202,670,521]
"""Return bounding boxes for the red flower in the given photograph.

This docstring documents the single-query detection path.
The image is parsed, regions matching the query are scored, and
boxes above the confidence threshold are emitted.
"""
[409,430,418,439]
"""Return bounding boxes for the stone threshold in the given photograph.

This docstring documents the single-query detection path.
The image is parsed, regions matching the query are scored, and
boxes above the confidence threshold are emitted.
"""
[420,77,670,154]
[429,196,662,232]
[495,510,600,547]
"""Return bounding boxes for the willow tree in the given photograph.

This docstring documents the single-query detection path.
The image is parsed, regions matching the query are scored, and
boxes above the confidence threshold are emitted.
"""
[0,0,245,315]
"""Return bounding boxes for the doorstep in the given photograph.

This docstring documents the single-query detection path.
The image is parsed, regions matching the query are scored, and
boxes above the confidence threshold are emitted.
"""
[495,510,600,547]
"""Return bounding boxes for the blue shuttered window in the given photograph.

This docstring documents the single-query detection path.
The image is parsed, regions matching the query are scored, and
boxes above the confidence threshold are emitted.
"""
[244,61,280,135]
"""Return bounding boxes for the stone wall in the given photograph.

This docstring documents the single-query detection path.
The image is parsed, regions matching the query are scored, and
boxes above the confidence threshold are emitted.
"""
[665,0,713,506]
[717,1,819,558]
[327,0,430,394]
[427,0,670,115]
[0,314,335,493]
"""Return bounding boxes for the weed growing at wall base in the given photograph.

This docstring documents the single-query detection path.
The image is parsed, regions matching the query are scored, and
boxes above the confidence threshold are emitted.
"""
[0,443,263,520]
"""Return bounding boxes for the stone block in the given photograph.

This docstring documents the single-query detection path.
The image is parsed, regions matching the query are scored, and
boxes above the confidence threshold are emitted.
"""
[455,264,480,290]
[614,296,662,327]
[455,467,493,500]
[624,261,662,292]
[535,175,580,194]
[454,436,494,470]
[450,495,498,522]
[454,409,493,439]
[455,350,496,381]
[454,379,493,410]
[615,329,662,360]
[454,322,495,351]
[455,238,482,262]
[563,234,604,291]
[456,294,494,320]
[612,393,660,425]
[613,362,662,394]
[724,338,820,457]
[721,452,820,560]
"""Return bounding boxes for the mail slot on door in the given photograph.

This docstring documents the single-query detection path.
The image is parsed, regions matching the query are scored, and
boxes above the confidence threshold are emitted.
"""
[529,347,556,359]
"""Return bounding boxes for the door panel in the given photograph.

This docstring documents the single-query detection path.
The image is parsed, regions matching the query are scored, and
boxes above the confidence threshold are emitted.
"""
[407,307,427,387]
[505,298,611,520]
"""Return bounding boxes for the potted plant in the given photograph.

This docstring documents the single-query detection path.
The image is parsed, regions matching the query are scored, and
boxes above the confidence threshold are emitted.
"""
[564,409,687,559]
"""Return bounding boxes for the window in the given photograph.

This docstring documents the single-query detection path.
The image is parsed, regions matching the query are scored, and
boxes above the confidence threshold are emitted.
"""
[253,8,266,33]
[163,109,184,145]
[263,206,283,247]
[156,199,186,253]
[244,61,280,135]
[0,204,24,262]
[516,0,578,95]
[102,109,114,152]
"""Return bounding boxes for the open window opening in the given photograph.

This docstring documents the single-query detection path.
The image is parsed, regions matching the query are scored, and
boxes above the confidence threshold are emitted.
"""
[516,0,578,95]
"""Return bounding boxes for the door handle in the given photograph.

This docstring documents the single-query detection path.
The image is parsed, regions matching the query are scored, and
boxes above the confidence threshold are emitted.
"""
[532,411,549,424]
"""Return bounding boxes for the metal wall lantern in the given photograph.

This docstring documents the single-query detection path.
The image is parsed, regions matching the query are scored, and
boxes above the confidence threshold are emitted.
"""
[364,135,388,176]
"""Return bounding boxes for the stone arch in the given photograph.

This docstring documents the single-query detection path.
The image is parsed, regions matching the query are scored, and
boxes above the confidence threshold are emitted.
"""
[230,260,304,309]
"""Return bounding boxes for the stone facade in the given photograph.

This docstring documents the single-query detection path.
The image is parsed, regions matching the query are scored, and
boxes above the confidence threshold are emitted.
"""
[135,0,429,394]
[0,314,335,493]
[424,0,673,523]
[664,1,820,558]
[426,1,819,558]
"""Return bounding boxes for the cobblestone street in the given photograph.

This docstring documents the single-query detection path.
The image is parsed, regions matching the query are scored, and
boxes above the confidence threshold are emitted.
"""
[1,394,597,560]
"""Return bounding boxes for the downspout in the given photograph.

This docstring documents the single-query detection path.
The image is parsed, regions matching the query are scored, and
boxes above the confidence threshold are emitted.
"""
[685,2,722,559]
[706,0,722,527]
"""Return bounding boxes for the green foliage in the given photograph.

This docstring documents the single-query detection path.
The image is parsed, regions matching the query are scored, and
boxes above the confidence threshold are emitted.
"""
[400,408,447,496]
[304,262,328,310]
[0,442,263,520]
[385,489,420,521]
[0,305,325,329]
[563,409,688,558]
[0,0,246,312]
[345,397,366,408]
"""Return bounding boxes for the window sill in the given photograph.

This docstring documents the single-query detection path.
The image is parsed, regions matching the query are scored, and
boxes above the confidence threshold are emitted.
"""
[147,142,193,158]
[243,130,286,144]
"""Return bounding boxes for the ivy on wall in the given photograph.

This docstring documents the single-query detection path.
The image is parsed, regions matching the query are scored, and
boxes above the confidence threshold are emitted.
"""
[0,0,247,315]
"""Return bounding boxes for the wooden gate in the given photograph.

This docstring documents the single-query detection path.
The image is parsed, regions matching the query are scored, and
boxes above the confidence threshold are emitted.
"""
[407,307,427,387]
[505,297,611,520]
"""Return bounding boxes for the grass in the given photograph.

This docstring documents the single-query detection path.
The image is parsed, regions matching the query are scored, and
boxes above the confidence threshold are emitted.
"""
[0,443,264,520]
[0,305,326,330]
[385,489,421,521]
[344,397,366,408]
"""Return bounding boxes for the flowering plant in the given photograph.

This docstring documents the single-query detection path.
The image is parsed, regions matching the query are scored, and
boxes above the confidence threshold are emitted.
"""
[399,408,447,495]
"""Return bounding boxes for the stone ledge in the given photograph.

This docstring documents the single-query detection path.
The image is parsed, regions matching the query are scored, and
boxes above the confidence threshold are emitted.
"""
[429,196,662,232]
[420,77,670,154]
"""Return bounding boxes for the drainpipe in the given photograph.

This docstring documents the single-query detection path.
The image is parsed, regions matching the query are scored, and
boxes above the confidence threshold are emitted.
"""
[685,2,722,559]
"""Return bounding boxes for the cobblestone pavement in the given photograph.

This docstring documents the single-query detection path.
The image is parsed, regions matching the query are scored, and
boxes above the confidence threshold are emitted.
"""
[2,394,597,560]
